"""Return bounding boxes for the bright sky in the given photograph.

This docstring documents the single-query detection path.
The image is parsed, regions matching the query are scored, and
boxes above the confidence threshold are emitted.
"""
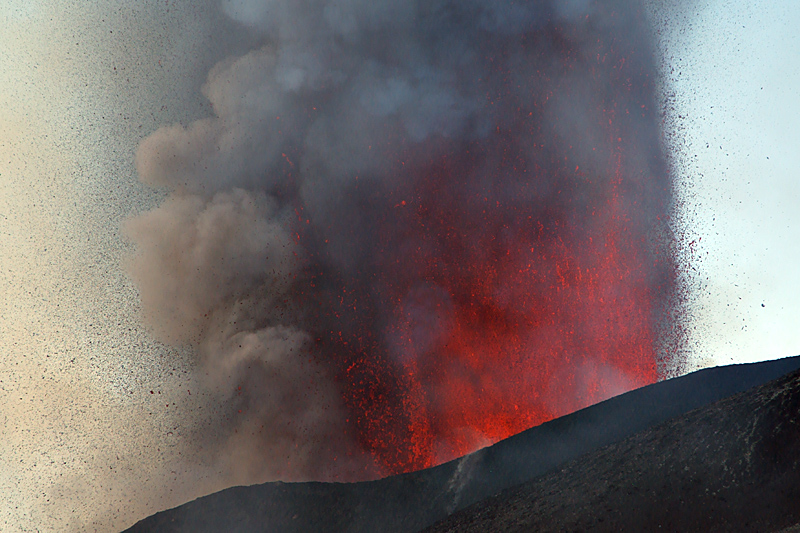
[653,1,800,370]
[0,1,798,531]
[1,2,235,531]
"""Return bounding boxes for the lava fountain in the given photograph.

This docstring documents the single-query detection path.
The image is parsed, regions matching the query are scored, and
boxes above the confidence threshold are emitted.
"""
[126,0,675,481]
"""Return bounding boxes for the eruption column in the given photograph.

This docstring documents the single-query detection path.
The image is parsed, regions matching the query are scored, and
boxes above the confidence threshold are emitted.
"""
[127,0,674,481]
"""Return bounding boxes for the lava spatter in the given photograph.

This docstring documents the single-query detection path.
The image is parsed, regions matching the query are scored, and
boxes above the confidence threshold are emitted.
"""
[127,1,676,480]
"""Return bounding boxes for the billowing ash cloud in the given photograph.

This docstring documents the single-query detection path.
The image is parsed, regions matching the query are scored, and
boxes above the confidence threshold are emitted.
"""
[126,0,673,481]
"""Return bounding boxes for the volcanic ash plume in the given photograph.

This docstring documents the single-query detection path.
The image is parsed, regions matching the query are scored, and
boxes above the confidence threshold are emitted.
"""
[126,0,674,481]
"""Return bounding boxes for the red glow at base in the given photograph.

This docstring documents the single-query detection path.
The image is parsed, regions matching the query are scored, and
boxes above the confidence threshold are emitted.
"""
[302,19,669,477]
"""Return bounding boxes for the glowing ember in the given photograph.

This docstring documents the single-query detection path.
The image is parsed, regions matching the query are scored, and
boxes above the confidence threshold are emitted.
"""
[127,2,675,481]
[296,21,668,473]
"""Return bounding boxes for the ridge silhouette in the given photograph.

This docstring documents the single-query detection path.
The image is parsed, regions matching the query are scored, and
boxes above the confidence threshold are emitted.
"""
[124,355,800,532]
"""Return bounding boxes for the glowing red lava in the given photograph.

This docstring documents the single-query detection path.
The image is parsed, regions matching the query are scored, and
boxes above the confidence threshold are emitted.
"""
[299,17,670,476]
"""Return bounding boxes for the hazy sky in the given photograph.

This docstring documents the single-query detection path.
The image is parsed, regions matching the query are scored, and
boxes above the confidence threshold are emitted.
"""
[1,2,253,530]
[0,1,797,531]
[653,1,800,369]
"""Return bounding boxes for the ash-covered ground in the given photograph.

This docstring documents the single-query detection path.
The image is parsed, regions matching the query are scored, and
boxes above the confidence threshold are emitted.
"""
[124,355,800,532]
[427,361,800,532]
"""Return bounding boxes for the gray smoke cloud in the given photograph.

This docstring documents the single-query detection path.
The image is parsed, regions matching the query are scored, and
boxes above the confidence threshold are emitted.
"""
[126,188,374,481]
[126,0,672,481]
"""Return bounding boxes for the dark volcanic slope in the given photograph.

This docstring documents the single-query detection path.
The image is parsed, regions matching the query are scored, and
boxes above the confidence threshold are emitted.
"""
[123,356,800,533]
[427,366,800,533]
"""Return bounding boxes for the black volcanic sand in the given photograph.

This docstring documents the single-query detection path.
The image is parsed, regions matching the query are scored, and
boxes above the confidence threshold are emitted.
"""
[123,357,800,532]
[427,366,800,533]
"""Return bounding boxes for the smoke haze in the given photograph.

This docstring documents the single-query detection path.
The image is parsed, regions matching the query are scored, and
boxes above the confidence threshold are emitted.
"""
[126,0,674,482]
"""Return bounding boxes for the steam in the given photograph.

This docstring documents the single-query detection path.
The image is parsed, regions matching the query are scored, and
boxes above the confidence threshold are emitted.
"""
[126,0,671,481]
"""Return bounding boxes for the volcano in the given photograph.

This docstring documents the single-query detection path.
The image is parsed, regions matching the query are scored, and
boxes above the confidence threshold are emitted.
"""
[123,355,800,532]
